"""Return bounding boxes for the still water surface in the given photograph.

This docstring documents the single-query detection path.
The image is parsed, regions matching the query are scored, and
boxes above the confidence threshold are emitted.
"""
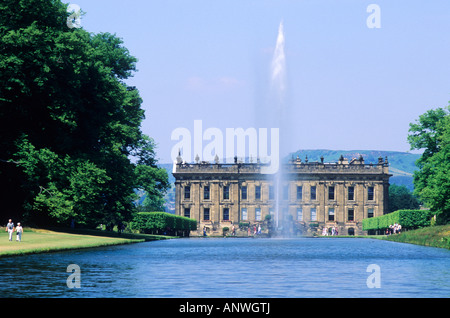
[0,237,449,297]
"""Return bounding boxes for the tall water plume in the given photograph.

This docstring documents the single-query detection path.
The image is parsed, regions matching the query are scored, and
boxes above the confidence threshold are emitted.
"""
[269,21,290,234]
[271,21,287,111]
[254,20,291,234]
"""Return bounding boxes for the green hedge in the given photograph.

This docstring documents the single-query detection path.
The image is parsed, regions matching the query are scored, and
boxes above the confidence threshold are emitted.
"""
[363,209,433,231]
[129,212,197,236]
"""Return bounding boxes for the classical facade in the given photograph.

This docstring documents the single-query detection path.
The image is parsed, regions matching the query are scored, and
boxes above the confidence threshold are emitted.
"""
[173,155,391,236]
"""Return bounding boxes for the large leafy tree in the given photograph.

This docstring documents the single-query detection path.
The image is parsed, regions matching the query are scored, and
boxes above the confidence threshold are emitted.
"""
[388,184,420,213]
[408,106,450,224]
[0,0,168,227]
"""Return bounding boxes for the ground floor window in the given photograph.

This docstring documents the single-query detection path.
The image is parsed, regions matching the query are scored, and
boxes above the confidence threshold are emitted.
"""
[348,209,354,221]
[297,208,303,221]
[204,208,210,221]
[241,208,248,220]
[255,208,261,221]
[328,208,335,221]
[184,208,190,218]
[223,208,229,221]
[311,208,317,221]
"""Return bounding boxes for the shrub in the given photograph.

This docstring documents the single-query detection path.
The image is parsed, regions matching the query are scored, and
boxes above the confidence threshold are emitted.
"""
[362,209,433,231]
[222,227,229,235]
[129,212,196,236]
[239,222,250,229]
[398,209,433,229]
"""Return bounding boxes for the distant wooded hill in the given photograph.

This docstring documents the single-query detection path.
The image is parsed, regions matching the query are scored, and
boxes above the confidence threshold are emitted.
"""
[157,150,421,212]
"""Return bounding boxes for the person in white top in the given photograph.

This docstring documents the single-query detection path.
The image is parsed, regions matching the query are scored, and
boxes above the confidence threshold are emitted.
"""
[6,219,14,241]
[15,223,23,242]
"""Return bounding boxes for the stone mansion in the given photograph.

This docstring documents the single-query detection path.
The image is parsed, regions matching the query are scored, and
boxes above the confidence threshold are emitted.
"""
[173,154,391,236]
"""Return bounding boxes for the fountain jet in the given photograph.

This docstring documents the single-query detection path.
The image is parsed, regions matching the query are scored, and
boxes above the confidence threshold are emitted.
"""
[271,21,286,104]
[270,21,289,234]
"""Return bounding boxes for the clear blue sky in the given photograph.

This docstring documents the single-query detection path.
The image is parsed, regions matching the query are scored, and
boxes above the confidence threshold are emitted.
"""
[71,0,450,163]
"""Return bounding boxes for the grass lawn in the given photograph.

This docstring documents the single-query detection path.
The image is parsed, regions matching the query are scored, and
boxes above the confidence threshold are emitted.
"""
[382,224,450,249]
[0,228,167,257]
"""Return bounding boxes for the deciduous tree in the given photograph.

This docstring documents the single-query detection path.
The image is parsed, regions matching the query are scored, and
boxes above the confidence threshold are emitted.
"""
[0,0,168,227]
[408,106,450,224]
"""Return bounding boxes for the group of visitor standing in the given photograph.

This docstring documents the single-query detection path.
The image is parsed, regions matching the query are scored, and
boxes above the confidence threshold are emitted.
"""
[322,225,339,236]
[247,224,262,236]
[386,223,402,235]
[5,219,23,242]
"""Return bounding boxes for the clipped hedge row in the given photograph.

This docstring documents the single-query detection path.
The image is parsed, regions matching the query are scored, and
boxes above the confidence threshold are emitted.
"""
[129,212,197,236]
[363,209,433,231]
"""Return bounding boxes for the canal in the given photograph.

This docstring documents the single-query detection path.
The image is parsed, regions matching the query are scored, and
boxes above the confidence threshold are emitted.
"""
[0,237,448,297]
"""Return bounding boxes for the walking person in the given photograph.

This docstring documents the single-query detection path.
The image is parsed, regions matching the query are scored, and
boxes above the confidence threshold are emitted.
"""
[5,219,14,241]
[15,223,23,242]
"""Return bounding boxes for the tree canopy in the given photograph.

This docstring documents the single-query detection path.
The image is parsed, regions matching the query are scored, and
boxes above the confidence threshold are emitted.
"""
[408,105,450,224]
[388,184,420,213]
[0,0,168,227]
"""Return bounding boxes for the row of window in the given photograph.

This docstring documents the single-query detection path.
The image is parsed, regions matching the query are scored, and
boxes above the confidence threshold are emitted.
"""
[184,185,375,201]
[183,207,375,222]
